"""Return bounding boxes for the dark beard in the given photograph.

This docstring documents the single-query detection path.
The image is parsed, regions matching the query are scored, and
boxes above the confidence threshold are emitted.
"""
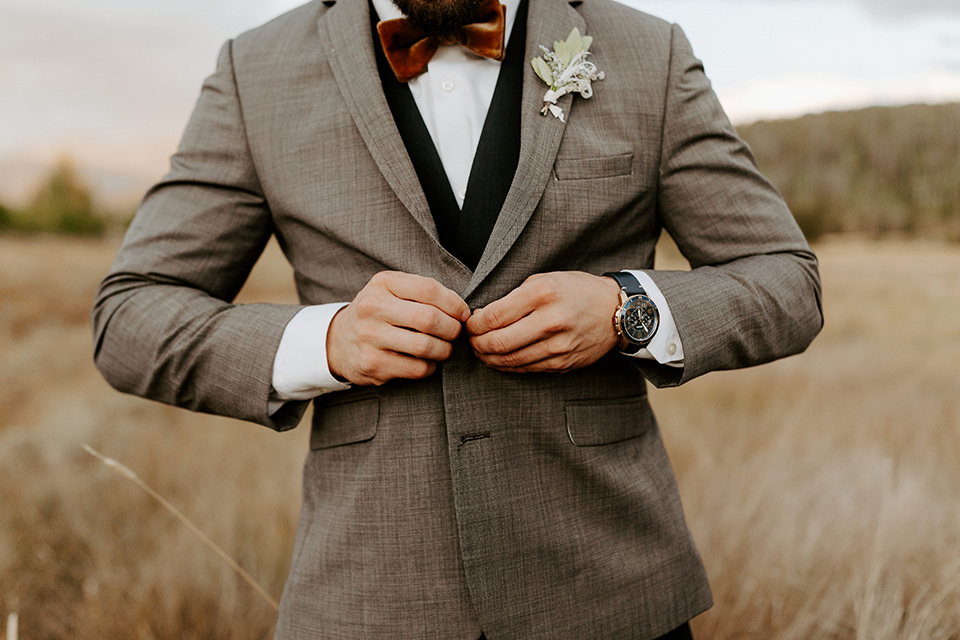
[391,0,489,37]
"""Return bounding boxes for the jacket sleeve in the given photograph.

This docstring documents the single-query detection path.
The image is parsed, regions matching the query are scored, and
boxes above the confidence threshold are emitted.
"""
[634,23,824,387]
[91,39,308,430]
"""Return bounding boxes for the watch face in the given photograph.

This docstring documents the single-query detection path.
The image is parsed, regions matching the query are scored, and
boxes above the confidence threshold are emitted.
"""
[620,295,659,344]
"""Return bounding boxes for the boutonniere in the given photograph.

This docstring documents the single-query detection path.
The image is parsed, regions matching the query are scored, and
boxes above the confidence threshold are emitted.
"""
[530,28,605,121]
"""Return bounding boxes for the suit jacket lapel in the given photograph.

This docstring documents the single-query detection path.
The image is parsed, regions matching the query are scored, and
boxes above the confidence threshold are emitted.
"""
[465,0,585,297]
[320,0,439,243]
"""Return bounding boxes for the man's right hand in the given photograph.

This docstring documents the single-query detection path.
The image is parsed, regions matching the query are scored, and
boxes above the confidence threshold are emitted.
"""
[326,271,471,386]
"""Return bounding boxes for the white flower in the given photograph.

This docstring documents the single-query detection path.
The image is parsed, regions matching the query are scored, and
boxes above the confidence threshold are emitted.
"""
[531,28,605,121]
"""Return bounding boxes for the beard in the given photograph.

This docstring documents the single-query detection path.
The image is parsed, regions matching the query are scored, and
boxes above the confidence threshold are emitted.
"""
[391,0,490,37]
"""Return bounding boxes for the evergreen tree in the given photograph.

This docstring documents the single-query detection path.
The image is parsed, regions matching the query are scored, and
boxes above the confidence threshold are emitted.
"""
[0,201,10,230]
[25,158,105,235]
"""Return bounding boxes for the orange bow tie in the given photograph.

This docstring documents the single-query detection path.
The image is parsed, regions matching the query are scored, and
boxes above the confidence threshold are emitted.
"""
[377,0,507,82]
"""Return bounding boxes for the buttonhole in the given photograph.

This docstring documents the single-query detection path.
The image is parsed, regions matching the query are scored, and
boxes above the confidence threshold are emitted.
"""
[458,432,491,449]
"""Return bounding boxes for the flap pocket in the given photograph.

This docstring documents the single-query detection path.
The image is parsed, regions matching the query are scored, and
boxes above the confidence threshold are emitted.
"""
[565,396,653,446]
[310,397,380,450]
[554,153,634,180]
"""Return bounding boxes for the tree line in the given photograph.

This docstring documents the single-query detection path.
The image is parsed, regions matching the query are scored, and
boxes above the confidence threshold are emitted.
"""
[738,102,960,241]
[2,102,958,240]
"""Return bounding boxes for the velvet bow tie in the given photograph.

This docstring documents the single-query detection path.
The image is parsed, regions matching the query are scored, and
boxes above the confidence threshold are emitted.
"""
[377,0,507,82]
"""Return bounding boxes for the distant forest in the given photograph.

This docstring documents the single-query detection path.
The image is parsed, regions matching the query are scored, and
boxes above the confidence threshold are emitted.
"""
[1,103,958,240]
[738,102,960,241]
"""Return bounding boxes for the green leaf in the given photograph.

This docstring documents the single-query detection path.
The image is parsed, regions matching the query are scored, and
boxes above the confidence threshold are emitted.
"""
[554,39,570,67]
[531,57,553,86]
[581,35,593,52]
[566,28,583,57]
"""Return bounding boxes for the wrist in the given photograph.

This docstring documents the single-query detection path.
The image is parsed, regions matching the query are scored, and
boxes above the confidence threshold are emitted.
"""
[599,275,622,353]
[325,306,349,382]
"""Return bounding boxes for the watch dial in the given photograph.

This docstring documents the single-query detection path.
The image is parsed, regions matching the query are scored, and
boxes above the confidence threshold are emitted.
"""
[621,296,659,344]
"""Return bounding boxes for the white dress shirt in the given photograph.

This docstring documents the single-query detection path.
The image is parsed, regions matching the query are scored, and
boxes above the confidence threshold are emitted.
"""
[269,0,683,409]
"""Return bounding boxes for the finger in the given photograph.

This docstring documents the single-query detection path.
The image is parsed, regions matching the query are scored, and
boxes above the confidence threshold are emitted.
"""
[466,286,540,336]
[468,313,553,355]
[374,271,470,322]
[353,347,438,385]
[384,297,464,341]
[353,291,463,341]
[490,362,567,374]
[377,324,455,361]
[473,332,568,368]
[482,355,574,375]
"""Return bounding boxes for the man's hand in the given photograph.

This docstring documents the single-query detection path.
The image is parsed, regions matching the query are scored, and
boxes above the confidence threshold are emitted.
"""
[466,272,621,374]
[327,271,471,386]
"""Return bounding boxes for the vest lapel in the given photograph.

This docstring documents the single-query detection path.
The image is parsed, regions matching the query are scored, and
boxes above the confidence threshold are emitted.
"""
[455,0,528,271]
[320,0,439,244]
[372,6,464,264]
[464,0,585,298]
[372,0,528,272]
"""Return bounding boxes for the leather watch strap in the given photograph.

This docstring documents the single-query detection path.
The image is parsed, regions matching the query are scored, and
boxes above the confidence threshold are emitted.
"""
[602,271,644,296]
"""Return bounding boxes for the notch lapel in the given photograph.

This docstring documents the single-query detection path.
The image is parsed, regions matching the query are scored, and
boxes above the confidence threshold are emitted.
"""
[464,0,586,297]
[320,0,439,243]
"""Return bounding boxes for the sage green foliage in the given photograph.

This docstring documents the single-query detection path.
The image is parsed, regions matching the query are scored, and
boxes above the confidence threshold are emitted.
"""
[532,56,553,87]
[531,28,593,89]
[0,159,106,235]
[738,102,960,241]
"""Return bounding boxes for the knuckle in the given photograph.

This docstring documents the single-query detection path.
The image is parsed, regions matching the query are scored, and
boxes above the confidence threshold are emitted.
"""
[354,294,380,317]
[411,359,435,379]
[436,341,453,360]
[356,321,377,343]
[415,307,442,333]
[414,334,434,357]
[489,334,509,354]
[488,306,506,329]
[544,311,567,333]
[532,279,558,304]
[500,352,521,368]
[547,339,566,356]
[357,349,382,377]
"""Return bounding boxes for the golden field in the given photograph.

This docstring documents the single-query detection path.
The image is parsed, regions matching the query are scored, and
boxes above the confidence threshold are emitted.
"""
[1,234,958,639]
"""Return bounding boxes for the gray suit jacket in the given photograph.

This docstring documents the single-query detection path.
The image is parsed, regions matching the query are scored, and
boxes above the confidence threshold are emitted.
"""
[92,0,823,637]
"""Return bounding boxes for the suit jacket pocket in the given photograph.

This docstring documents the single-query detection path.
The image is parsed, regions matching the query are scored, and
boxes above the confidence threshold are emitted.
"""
[565,396,654,446]
[310,396,380,450]
[553,153,634,180]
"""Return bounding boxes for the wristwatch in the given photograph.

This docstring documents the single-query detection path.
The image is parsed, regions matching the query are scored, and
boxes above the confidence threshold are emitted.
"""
[602,271,660,354]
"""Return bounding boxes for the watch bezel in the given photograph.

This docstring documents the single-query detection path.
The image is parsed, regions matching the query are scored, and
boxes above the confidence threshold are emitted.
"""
[616,293,660,347]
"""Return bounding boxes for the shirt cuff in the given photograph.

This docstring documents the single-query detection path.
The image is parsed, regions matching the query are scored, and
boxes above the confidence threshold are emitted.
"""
[269,302,352,414]
[621,270,684,368]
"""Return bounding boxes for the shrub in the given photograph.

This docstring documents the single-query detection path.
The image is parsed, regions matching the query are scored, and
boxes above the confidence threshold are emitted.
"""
[20,159,106,235]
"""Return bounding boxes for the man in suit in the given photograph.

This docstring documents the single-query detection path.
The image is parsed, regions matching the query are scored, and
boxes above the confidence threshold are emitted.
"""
[91,0,823,636]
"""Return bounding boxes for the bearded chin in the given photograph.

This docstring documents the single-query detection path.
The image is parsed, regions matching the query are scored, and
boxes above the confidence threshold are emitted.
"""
[391,0,490,37]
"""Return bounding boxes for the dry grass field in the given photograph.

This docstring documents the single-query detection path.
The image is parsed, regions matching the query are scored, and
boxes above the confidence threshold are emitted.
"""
[1,234,958,639]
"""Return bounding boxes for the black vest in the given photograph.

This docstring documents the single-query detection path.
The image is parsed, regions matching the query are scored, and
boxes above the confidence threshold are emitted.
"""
[371,0,527,271]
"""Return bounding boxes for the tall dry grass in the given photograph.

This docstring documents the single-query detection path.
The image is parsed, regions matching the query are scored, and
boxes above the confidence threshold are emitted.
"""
[654,240,960,639]
[0,236,304,638]
[1,235,958,638]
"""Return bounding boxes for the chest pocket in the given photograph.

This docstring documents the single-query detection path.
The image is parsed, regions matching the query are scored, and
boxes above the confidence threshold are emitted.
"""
[553,152,635,181]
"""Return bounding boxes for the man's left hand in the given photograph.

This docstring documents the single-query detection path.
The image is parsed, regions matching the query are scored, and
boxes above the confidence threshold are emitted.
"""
[466,272,622,374]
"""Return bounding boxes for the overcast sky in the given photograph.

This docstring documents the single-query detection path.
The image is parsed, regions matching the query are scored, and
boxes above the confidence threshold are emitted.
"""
[2,0,959,182]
